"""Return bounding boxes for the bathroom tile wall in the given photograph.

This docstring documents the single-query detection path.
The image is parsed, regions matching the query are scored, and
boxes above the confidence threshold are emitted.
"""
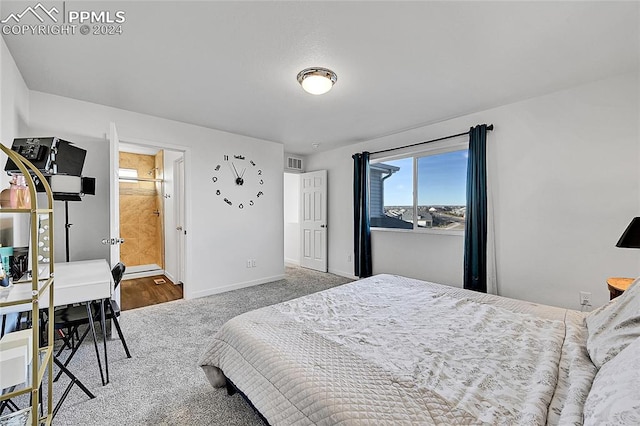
[119,152,163,268]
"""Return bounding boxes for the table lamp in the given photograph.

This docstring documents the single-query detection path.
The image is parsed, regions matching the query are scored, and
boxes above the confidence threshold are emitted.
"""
[616,217,640,248]
[608,217,640,299]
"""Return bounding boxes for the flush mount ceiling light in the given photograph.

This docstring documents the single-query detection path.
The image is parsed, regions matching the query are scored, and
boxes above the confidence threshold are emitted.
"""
[297,67,337,95]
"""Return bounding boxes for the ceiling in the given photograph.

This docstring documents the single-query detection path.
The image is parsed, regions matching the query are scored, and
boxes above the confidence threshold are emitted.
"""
[2,1,638,155]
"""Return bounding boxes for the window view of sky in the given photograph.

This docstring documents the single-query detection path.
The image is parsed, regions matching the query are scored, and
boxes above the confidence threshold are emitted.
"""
[381,150,468,206]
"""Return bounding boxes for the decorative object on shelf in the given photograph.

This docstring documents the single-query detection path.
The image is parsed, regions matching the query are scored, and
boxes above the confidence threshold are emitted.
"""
[0,174,30,209]
[37,215,51,264]
[9,247,28,281]
[0,187,9,208]
[211,154,264,209]
[13,174,31,209]
[0,246,12,281]
[0,261,9,287]
[297,67,338,95]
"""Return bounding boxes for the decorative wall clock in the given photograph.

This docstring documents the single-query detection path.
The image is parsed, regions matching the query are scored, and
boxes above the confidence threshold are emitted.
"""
[211,154,264,209]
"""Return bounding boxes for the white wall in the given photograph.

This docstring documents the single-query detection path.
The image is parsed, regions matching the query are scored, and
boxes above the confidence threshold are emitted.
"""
[306,73,640,310]
[163,149,183,282]
[0,38,29,184]
[0,39,31,254]
[284,172,300,265]
[26,91,285,299]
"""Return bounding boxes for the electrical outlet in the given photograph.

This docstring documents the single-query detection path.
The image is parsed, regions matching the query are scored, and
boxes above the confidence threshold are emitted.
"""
[251,259,256,268]
[580,291,592,306]
[246,259,251,268]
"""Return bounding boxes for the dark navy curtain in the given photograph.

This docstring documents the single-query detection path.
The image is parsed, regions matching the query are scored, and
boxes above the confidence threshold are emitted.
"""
[463,125,488,292]
[353,152,372,278]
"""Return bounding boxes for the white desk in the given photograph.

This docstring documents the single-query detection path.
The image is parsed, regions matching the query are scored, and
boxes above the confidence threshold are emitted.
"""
[0,259,114,387]
[0,259,113,314]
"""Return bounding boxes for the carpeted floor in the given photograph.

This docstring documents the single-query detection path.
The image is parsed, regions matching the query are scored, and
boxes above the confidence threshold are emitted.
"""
[17,266,353,425]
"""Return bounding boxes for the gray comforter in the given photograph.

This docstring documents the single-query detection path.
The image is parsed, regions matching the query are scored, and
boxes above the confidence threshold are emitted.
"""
[199,274,596,425]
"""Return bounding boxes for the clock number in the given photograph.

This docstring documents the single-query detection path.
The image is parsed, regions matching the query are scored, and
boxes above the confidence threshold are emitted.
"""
[249,200,254,206]
[250,160,256,166]
[257,191,263,198]
[224,155,229,161]
[239,204,244,209]
[224,198,232,206]
[258,170,262,175]
[215,165,221,171]
[216,190,221,195]
[259,179,264,185]
[212,176,218,182]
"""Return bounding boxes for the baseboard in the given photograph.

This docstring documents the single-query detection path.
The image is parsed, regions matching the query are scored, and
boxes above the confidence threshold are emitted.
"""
[124,269,165,280]
[189,274,286,299]
[284,259,300,267]
[328,268,358,280]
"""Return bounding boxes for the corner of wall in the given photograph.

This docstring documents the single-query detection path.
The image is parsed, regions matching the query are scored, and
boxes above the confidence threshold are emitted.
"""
[0,37,30,185]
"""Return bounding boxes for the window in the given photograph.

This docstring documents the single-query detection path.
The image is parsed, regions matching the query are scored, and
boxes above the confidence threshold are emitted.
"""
[370,148,468,231]
[118,168,138,182]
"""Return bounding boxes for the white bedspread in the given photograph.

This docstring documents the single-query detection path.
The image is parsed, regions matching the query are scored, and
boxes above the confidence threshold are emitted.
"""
[199,274,595,425]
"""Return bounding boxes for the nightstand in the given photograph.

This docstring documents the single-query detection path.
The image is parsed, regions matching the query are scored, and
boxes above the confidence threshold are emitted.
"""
[606,277,634,300]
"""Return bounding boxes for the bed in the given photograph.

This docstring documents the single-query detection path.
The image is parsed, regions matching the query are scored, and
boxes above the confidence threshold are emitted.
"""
[199,274,640,425]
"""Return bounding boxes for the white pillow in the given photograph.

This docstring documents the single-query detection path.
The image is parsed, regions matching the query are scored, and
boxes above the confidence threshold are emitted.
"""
[583,336,640,425]
[585,277,640,368]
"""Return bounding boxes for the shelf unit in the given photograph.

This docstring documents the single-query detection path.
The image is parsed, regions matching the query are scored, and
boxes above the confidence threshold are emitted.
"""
[0,144,55,425]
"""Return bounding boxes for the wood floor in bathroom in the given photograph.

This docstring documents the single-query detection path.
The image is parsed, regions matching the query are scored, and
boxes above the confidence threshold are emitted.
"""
[121,275,183,311]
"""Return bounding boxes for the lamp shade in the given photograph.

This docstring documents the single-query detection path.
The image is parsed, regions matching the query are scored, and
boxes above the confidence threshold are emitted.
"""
[616,217,640,248]
[301,75,334,95]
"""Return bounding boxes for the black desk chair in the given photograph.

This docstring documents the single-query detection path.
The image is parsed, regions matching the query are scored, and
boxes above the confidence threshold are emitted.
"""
[53,262,132,385]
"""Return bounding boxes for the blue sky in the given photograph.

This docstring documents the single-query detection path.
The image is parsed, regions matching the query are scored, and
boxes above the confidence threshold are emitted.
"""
[381,150,468,206]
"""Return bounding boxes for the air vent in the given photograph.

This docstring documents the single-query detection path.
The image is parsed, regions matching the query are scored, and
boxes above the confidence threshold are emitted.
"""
[287,156,303,171]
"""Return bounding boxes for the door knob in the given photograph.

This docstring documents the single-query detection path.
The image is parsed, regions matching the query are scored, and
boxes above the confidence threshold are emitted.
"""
[101,238,125,245]
[320,224,327,228]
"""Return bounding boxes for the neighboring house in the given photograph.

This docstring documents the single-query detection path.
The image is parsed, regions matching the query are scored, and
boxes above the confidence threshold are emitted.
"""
[369,162,413,229]
[370,162,399,218]
[396,208,433,228]
[369,162,433,229]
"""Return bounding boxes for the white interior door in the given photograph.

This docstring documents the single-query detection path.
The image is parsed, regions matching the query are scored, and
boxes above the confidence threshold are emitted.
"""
[107,123,124,309]
[175,157,186,284]
[300,170,327,272]
[108,122,121,267]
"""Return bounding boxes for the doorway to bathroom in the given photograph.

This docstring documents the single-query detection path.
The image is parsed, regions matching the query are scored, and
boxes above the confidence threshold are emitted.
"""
[118,143,185,308]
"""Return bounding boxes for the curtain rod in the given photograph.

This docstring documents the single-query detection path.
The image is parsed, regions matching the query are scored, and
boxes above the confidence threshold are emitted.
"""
[369,124,494,156]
